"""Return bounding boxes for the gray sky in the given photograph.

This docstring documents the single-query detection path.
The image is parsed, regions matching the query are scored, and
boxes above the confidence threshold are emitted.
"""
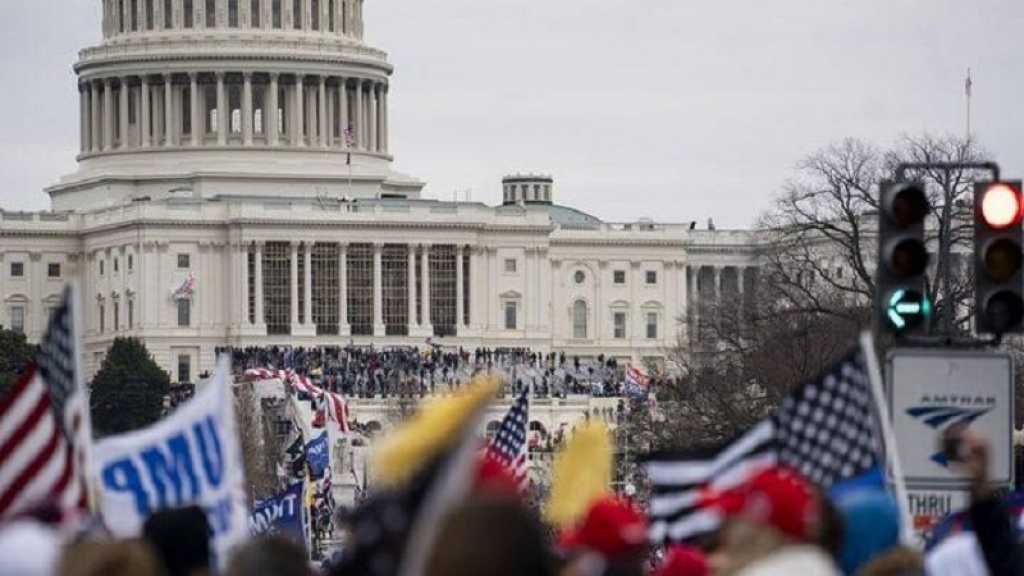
[2,1,1022,228]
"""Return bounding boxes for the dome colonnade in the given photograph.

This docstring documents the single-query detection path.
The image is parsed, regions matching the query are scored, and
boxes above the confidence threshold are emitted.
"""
[77,0,389,159]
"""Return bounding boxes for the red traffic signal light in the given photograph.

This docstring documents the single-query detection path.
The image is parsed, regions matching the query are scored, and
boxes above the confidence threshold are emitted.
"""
[979,182,1022,230]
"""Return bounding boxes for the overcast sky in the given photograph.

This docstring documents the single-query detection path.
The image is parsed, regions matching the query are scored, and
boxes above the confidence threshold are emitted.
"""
[1,1,1021,228]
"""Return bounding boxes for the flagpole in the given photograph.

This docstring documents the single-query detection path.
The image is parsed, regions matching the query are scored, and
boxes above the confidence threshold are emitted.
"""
[859,331,915,545]
[965,68,972,141]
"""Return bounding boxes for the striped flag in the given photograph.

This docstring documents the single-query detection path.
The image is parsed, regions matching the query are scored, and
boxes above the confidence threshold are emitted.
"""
[243,367,349,433]
[485,390,530,490]
[644,345,881,544]
[0,286,90,521]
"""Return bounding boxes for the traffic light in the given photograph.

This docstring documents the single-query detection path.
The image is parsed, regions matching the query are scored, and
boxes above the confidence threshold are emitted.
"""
[877,181,932,334]
[974,180,1024,335]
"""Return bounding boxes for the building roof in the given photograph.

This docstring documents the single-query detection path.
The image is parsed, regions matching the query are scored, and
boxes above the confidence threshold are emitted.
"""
[546,204,603,228]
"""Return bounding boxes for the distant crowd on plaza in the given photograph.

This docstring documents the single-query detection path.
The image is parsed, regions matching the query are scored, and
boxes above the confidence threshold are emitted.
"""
[216,344,656,400]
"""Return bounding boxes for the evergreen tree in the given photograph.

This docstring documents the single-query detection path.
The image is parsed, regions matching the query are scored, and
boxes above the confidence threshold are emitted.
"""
[90,337,170,438]
[0,328,36,396]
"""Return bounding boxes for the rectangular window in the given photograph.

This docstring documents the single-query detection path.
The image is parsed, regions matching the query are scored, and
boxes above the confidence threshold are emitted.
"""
[99,260,105,276]
[131,0,139,30]
[645,270,658,285]
[206,0,216,27]
[9,306,25,334]
[145,0,154,29]
[184,0,193,27]
[264,242,292,335]
[614,312,626,339]
[178,355,192,383]
[646,312,658,339]
[505,301,517,330]
[114,258,119,272]
[99,304,105,333]
[328,0,334,31]
[177,299,191,327]
[504,258,517,273]
[114,302,120,331]
[128,88,137,124]
[229,0,239,27]
[311,0,319,30]
[251,0,261,27]
[272,0,281,27]
[178,253,190,268]
[119,0,126,32]
[128,254,134,271]
[128,299,135,329]
[614,270,626,285]
[48,263,61,278]
[164,0,172,28]
[10,262,24,278]
[293,0,302,28]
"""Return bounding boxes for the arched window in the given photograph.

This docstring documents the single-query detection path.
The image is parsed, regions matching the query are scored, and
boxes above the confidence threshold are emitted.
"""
[573,300,588,339]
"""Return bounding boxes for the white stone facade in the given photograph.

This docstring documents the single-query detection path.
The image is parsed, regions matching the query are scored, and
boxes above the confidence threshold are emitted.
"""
[0,1,763,382]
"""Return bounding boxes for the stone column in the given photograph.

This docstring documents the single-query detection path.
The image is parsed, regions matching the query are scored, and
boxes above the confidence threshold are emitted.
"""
[339,78,349,145]
[407,245,417,329]
[369,82,378,152]
[189,73,200,146]
[338,243,350,335]
[421,244,433,333]
[242,72,254,146]
[118,78,129,148]
[216,72,227,145]
[103,78,114,150]
[455,244,464,331]
[372,243,385,336]
[326,82,335,147]
[318,76,328,148]
[163,74,174,146]
[382,83,388,153]
[91,81,101,152]
[737,266,746,295]
[713,266,722,304]
[354,80,363,149]
[294,75,305,147]
[268,73,280,145]
[80,85,90,153]
[304,243,313,327]
[255,242,265,328]
[140,76,151,147]
[290,242,299,328]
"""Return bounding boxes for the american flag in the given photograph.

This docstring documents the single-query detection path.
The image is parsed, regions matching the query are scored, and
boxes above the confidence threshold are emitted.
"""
[0,286,90,520]
[243,367,350,433]
[485,390,530,490]
[644,345,881,544]
[625,365,650,397]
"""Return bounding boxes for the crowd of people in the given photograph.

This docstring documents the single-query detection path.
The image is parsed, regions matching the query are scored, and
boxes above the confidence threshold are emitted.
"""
[217,344,655,399]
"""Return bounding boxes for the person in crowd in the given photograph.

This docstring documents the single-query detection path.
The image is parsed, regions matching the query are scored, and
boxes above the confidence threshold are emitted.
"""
[142,506,212,576]
[831,486,901,574]
[57,539,163,576]
[557,496,650,576]
[226,536,311,576]
[652,545,709,576]
[706,466,839,576]
[0,520,64,576]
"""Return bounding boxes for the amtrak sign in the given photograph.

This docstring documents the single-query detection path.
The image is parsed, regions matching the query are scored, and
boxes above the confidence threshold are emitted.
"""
[886,349,1014,489]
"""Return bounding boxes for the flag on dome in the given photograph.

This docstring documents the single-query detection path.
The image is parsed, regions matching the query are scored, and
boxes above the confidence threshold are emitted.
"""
[485,390,530,491]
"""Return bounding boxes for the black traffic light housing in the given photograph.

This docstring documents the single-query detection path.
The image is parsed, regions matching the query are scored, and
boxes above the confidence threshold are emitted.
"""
[974,180,1024,335]
[877,180,931,335]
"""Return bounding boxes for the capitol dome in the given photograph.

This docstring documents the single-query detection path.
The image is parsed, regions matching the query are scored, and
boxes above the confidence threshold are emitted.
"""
[48,0,423,210]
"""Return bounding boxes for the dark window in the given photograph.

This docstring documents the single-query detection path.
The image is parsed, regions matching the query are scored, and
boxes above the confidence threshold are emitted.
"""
[251,0,261,27]
[177,299,191,327]
[184,0,194,27]
[272,0,281,27]
[229,0,239,27]
[614,312,626,339]
[131,0,138,30]
[614,270,626,284]
[505,302,517,330]
[99,260,105,275]
[10,262,24,278]
[328,0,334,31]
[48,263,61,278]
[114,258,119,272]
[311,0,319,30]
[99,304,105,333]
[646,313,659,339]
[114,302,120,331]
[10,306,25,335]
[645,270,658,285]
[119,0,125,32]
[293,0,301,28]
[128,299,134,329]
[178,253,190,268]
[146,0,154,29]
[164,0,172,28]
[178,355,192,383]
[206,0,216,27]
[128,254,134,270]
[574,270,585,284]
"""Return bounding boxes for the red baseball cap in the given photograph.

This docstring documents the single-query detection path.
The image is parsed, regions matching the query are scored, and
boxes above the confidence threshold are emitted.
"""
[706,466,819,541]
[559,496,649,559]
[654,545,709,576]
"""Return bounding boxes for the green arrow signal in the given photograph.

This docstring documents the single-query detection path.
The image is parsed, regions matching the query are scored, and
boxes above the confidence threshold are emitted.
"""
[885,289,931,331]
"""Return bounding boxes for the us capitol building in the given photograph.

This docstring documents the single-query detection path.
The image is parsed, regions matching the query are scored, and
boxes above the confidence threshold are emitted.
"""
[0,0,761,383]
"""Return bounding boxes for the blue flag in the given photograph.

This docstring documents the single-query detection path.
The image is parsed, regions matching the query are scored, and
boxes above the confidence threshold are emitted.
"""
[249,482,306,548]
[306,431,330,479]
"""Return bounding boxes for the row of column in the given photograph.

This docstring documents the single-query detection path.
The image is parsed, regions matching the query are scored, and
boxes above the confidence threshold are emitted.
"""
[78,73,388,155]
[102,0,364,39]
[237,242,469,337]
